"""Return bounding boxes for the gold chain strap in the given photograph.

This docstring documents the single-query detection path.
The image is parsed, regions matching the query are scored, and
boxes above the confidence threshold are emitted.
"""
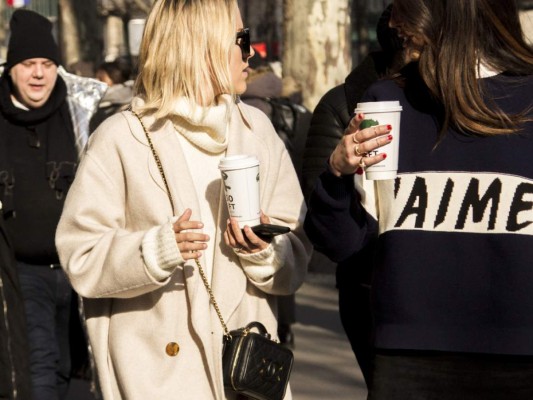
[131,110,230,337]
[195,257,230,336]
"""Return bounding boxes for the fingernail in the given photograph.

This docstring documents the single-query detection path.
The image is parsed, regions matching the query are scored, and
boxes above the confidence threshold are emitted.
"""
[387,124,392,130]
[356,167,364,175]
[382,154,387,159]
[358,113,364,120]
[388,135,393,141]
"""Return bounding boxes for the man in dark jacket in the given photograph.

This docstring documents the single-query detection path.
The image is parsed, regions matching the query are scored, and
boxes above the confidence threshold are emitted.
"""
[301,4,404,386]
[0,10,84,400]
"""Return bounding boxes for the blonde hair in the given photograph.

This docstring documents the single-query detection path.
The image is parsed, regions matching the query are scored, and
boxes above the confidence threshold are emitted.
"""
[134,0,238,118]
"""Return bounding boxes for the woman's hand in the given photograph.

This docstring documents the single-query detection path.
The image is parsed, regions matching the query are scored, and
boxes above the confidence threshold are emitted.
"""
[172,208,209,260]
[224,212,271,254]
[329,112,393,177]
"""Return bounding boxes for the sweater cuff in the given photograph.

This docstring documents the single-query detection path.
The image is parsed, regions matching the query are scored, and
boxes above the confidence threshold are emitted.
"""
[239,235,289,283]
[141,219,184,281]
[320,167,355,202]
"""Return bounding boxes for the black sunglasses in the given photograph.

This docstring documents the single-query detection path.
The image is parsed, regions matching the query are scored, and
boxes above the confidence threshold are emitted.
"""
[236,28,251,62]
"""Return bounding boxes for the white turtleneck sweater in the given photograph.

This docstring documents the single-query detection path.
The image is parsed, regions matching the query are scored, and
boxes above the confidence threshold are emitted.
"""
[141,94,282,283]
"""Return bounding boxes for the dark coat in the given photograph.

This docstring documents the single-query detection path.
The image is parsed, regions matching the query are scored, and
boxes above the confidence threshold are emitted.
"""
[301,51,391,384]
[301,52,389,201]
[301,51,393,287]
[0,214,31,400]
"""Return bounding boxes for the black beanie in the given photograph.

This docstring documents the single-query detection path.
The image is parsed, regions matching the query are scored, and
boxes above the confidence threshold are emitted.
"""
[376,4,404,55]
[5,9,61,71]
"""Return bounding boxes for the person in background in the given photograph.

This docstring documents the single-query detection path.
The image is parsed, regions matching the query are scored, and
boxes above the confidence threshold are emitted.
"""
[0,9,99,400]
[301,3,404,384]
[305,0,533,398]
[0,203,31,400]
[55,0,311,399]
[242,58,311,348]
[241,58,283,115]
[90,59,134,131]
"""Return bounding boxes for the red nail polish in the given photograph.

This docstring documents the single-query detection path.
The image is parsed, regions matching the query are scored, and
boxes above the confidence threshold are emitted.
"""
[388,135,393,141]
[356,167,364,175]
[387,124,392,130]
[382,154,387,159]
[358,113,364,120]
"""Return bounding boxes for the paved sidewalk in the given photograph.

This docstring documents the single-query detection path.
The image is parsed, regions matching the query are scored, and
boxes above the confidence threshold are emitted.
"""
[290,274,367,400]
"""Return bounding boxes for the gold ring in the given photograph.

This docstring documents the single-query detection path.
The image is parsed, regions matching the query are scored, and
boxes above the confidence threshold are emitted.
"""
[352,134,359,144]
[359,159,366,169]
[373,127,378,136]
[375,137,380,146]
[355,144,363,156]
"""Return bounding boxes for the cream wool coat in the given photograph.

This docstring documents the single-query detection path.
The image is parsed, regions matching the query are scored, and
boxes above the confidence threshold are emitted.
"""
[56,99,311,399]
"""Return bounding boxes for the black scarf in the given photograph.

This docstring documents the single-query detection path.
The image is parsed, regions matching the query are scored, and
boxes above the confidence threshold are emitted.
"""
[0,74,77,217]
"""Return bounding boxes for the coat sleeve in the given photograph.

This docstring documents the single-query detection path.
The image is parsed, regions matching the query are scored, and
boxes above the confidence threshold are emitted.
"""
[302,81,380,263]
[304,168,378,263]
[237,107,313,295]
[55,116,179,299]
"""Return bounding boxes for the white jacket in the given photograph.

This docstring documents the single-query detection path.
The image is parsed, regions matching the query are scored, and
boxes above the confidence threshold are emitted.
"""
[56,99,311,399]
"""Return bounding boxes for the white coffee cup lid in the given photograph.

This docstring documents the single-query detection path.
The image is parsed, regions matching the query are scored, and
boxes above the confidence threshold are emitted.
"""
[219,155,260,170]
[354,101,402,113]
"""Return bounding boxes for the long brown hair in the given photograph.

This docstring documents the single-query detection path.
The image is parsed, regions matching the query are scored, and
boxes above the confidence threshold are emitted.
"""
[391,0,533,137]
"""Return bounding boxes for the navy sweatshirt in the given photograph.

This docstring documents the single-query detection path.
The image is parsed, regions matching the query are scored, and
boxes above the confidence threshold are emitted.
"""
[304,69,533,355]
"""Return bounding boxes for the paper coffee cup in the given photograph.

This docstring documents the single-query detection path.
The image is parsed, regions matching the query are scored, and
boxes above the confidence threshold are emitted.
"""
[354,101,402,180]
[219,155,261,228]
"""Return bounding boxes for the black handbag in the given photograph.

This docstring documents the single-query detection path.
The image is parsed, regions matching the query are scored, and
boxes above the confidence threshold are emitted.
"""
[222,321,294,400]
[133,110,294,400]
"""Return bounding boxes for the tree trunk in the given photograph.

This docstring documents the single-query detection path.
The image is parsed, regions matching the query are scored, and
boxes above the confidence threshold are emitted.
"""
[58,0,81,70]
[282,0,351,111]
[520,9,533,43]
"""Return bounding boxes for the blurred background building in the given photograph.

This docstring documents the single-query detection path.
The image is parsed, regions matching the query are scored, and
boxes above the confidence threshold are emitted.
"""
[0,0,152,76]
[0,0,532,106]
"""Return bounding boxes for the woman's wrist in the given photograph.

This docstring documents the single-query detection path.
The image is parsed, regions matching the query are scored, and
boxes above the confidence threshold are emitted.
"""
[327,154,343,177]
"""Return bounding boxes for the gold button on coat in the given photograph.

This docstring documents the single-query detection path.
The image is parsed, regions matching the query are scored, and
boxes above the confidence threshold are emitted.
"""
[165,342,180,356]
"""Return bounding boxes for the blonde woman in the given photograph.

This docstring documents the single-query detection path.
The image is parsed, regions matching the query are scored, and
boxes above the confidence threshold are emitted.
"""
[55,0,311,398]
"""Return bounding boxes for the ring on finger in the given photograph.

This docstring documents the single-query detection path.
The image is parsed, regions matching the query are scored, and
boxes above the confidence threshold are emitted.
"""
[352,134,359,144]
[233,246,243,252]
[354,144,364,156]
[375,137,380,146]
[359,158,366,169]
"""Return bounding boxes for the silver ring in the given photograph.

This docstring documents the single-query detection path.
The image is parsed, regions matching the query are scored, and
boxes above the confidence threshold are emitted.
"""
[354,144,364,156]
[233,247,243,252]
[352,134,359,144]
[359,159,366,169]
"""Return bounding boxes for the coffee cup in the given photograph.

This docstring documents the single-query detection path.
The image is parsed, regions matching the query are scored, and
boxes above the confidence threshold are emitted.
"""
[354,101,402,180]
[218,155,261,228]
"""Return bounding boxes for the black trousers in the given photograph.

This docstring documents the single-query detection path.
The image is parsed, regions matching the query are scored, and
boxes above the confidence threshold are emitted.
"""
[336,242,376,387]
[338,282,373,386]
[18,262,72,400]
[368,349,533,400]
